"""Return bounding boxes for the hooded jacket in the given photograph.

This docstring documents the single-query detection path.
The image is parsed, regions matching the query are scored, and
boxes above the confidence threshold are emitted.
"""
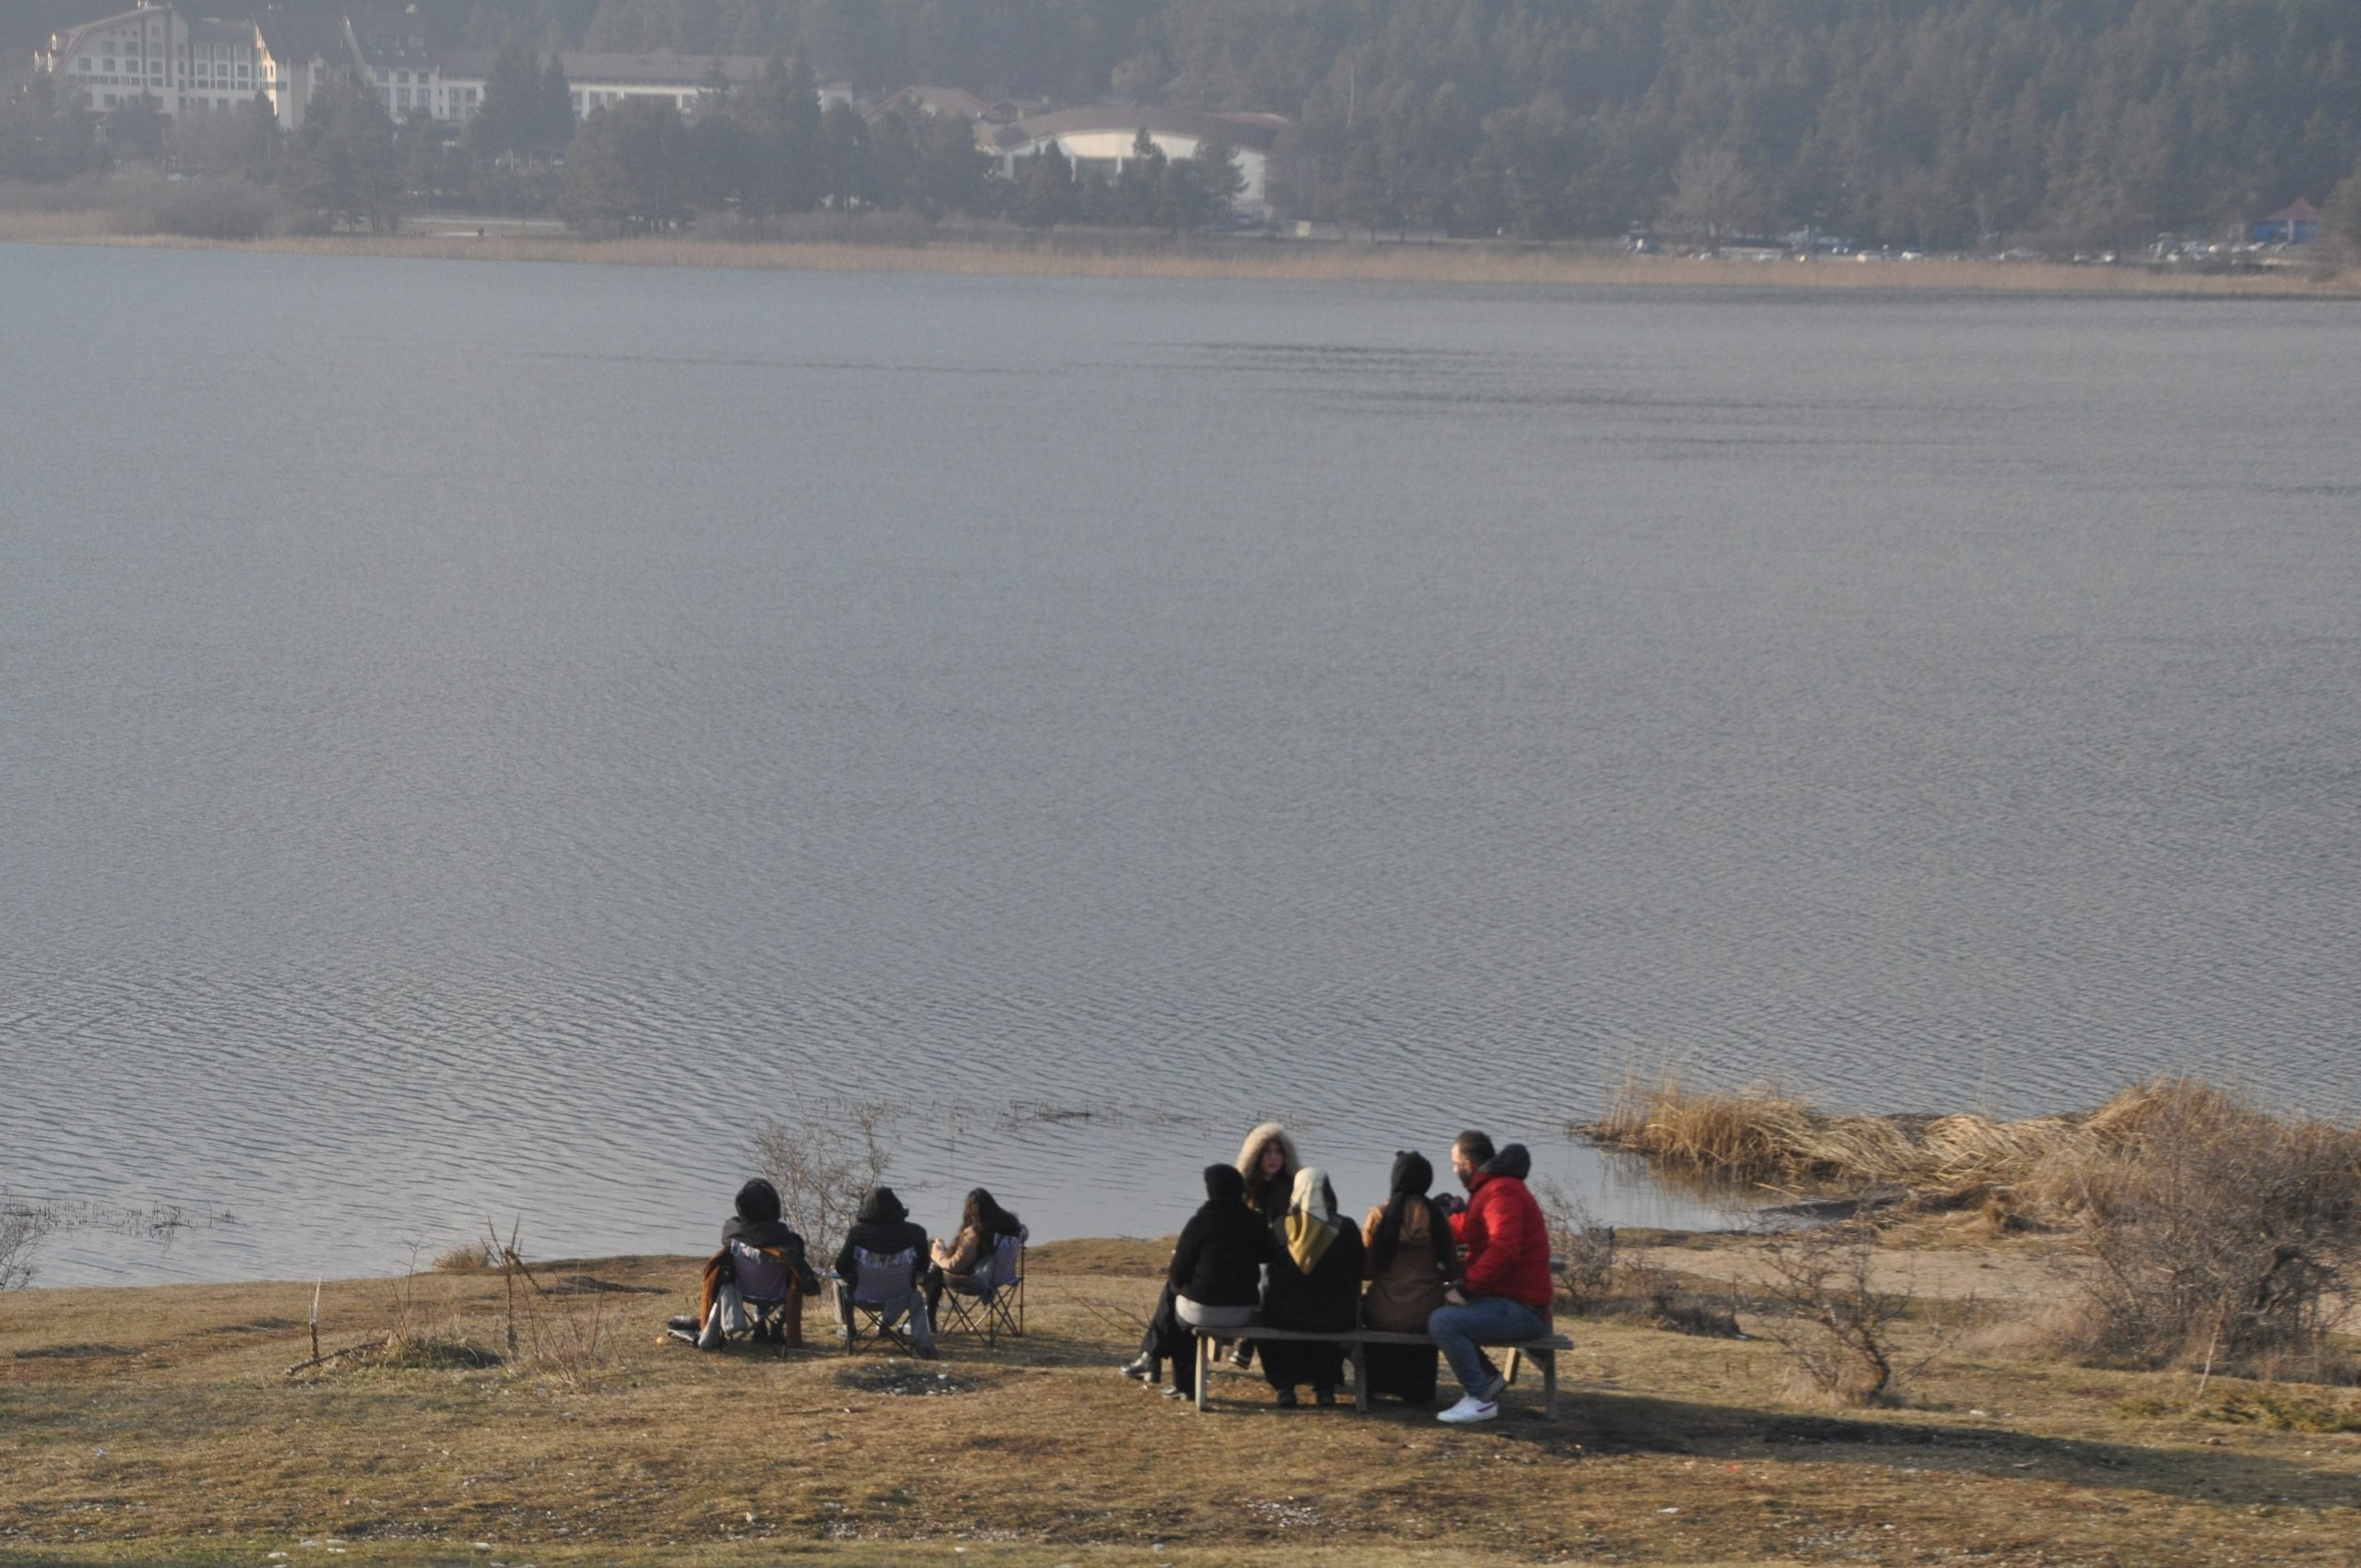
[835,1186,929,1292]
[1234,1122,1302,1226]
[1448,1144,1552,1314]
[1168,1163,1277,1308]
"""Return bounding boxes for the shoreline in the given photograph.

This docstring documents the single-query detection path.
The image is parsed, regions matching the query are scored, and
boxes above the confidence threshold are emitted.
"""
[5,1231,2357,1566]
[6,209,2357,296]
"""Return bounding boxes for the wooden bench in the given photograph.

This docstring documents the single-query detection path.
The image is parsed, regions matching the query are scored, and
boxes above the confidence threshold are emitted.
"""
[1189,1325,1575,1418]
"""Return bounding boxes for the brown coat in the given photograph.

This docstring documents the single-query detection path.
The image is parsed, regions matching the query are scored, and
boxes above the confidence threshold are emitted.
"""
[1360,1201,1455,1333]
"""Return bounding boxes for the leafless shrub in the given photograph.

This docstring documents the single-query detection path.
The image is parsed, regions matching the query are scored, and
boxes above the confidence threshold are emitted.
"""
[1750,1218,1957,1405]
[1,1192,58,1290]
[1622,1255,1747,1338]
[2039,1083,2361,1377]
[746,1093,901,1265]
[1532,1176,1618,1309]
[1530,1178,1742,1334]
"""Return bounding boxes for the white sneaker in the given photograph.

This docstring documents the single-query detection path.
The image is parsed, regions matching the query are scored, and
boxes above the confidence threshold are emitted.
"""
[1438,1395,1499,1424]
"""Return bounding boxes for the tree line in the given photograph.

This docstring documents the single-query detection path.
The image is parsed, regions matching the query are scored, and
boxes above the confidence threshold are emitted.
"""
[9,0,2361,246]
[0,46,1245,238]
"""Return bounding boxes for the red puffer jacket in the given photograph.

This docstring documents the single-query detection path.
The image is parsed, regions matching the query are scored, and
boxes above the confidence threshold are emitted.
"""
[1450,1145,1553,1314]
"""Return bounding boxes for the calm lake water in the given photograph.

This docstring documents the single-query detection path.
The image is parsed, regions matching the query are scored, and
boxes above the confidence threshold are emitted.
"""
[4,244,2357,1287]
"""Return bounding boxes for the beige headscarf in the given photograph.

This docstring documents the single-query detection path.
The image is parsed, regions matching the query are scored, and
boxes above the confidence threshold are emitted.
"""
[1283,1165,1343,1274]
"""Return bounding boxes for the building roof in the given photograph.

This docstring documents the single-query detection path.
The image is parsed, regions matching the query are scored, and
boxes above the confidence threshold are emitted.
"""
[2263,199,2322,223]
[45,6,155,64]
[186,17,253,47]
[989,106,1287,153]
[875,85,992,121]
[438,48,770,89]
[347,6,433,67]
[255,6,343,65]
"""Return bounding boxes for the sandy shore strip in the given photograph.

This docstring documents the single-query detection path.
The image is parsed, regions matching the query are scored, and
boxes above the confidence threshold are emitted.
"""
[6,208,2356,296]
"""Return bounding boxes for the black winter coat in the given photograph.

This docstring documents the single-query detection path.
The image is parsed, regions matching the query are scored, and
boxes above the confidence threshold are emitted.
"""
[1168,1196,1276,1307]
[1263,1220,1365,1334]
[836,1188,929,1291]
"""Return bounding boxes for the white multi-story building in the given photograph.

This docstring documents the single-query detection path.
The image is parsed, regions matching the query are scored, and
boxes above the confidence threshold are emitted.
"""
[35,2,341,128]
[35,4,801,133]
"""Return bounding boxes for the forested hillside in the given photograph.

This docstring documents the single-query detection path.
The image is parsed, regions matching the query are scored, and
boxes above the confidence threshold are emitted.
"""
[10,0,2361,244]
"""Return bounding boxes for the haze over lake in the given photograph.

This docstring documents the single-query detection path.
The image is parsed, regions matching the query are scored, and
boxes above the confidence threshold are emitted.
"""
[5,244,2356,1286]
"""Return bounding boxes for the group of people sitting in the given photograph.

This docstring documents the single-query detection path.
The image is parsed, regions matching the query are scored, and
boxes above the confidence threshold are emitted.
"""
[1118,1123,1552,1424]
[688,1177,1025,1360]
[689,1123,1549,1426]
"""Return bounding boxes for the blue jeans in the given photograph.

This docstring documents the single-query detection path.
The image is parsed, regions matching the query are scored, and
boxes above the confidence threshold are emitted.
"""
[1428,1297,1548,1400]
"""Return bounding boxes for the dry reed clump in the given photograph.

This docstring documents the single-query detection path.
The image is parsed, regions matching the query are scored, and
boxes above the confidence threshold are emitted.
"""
[1577,1071,2343,1214]
[1584,1074,2361,1379]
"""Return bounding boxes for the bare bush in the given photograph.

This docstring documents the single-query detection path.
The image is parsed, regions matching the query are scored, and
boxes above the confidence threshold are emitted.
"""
[1,1192,58,1290]
[746,1093,900,1265]
[1750,1218,1953,1405]
[2041,1083,2361,1376]
[1532,1176,1618,1308]
[1530,1176,1741,1334]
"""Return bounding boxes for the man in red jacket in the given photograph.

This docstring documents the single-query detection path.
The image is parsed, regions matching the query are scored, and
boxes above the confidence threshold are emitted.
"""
[1429,1130,1553,1424]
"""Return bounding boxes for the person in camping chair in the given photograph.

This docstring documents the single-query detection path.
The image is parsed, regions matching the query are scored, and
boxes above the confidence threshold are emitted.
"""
[685,1177,819,1348]
[835,1185,940,1359]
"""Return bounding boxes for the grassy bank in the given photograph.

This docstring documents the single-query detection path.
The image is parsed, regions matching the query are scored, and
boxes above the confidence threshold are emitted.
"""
[6,1229,2361,1566]
[5,206,2356,295]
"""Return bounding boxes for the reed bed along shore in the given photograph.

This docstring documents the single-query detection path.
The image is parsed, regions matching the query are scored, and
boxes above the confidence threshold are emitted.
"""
[1579,1073,2361,1216]
[5,207,2355,296]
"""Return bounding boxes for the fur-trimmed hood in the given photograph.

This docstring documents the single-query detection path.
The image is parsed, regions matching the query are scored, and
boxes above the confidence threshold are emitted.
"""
[1235,1122,1302,1182]
[1235,1122,1303,1219]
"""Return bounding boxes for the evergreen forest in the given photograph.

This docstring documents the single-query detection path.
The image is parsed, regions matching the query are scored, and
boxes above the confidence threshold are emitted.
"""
[7,0,2361,247]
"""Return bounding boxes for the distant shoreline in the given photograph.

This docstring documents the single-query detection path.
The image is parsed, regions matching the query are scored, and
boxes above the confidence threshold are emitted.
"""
[6,208,2356,296]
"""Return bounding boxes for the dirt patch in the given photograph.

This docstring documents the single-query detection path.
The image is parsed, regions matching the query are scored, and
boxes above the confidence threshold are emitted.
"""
[836,1363,984,1396]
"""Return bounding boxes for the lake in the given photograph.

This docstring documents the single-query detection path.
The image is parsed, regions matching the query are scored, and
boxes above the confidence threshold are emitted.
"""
[4,243,2356,1286]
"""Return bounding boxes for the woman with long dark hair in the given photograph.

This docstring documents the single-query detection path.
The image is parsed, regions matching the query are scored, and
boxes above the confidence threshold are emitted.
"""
[1359,1150,1459,1405]
[924,1187,1022,1321]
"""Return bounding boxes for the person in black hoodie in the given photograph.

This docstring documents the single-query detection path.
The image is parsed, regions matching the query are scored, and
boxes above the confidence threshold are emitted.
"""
[1122,1163,1276,1398]
[677,1177,823,1348]
[1261,1166,1365,1407]
[723,1179,820,1281]
[834,1185,940,1359]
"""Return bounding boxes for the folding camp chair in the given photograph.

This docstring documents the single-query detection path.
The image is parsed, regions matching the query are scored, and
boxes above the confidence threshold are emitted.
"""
[935,1227,1027,1346]
[670,1238,811,1351]
[833,1245,927,1355]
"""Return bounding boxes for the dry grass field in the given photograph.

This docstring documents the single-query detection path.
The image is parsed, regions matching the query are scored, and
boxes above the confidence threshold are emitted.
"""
[6,1230,2360,1567]
[3,208,2355,296]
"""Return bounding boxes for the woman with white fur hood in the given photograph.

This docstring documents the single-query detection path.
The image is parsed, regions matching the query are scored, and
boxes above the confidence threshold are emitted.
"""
[1117,1120,1304,1385]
